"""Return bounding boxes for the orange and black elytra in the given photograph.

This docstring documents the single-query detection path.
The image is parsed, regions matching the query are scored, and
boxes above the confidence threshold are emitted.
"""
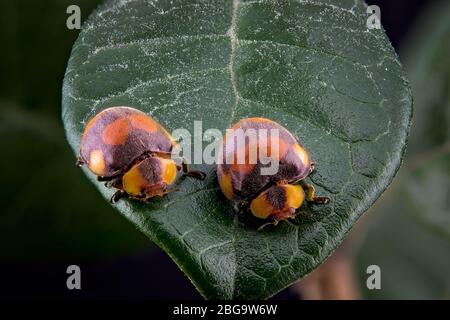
[217,117,330,229]
[77,106,205,202]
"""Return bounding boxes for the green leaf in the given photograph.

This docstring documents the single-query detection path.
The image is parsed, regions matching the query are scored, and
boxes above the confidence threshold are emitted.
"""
[62,0,412,299]
[0,104,148,259]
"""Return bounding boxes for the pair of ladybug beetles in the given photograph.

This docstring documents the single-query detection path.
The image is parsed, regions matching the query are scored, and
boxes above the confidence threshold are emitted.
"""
[77,106,329,227]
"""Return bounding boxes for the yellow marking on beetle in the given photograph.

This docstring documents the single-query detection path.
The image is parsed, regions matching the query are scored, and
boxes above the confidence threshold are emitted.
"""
[159,158,177,185]
[251,184,304,219]
[89,149,105,176]
[218,170,233,200]
[250,193,273,219]
[283,184,305,210]
[123,162,147,196]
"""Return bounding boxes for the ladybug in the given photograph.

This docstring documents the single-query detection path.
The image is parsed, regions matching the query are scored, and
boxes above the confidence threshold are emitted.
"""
[76,106,205,202]
[217,117,329,228]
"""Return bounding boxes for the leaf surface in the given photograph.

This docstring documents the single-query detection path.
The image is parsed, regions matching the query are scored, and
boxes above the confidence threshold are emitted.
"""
[62,0,412,299]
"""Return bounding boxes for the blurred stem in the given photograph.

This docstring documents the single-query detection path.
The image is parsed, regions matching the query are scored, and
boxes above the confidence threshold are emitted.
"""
[292,239,360,300]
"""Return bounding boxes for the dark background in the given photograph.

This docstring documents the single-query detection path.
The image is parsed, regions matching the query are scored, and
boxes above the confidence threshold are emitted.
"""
[0,0,447,300]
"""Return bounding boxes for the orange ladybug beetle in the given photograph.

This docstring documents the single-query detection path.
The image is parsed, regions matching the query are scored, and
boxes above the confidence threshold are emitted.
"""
[217,117,329,228]
[77,106,204,202]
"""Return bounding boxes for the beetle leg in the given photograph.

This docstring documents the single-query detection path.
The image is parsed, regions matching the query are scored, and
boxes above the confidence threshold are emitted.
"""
[180,160,206,180]
[105,177,122,189]
[234,200,249,214]
[301,183,330,204]
[257,219,280,231]
[75,156,84,167]
[257,208,296,231]
[276,179,289,186]
[151,151,172,159]
[289,177,303,185]
[104,181,114,188]
[152,152,206,179]
[159,187,180,196]
[110,190,126,203]
[97,176,114,182]
[310,161,316,173]
[135,183,179,201]
[154,188,180,200]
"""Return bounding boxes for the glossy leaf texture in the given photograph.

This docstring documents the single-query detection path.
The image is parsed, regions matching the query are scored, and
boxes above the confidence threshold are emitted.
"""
[62,0,412,299]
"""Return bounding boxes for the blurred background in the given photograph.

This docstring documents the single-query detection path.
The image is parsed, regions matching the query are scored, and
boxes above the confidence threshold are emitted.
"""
[0,0,448,299]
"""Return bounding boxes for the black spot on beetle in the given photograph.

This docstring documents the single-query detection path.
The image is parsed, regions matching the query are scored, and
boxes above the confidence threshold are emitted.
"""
[265,186,287,210]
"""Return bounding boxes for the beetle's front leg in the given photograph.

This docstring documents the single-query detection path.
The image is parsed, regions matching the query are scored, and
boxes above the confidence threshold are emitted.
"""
[76,156,84,167]
[257,220,279,231]
[97,175,116,182]
[234,200,249,214]
[158,187,179,197]
[300,182,330,204]
[110,190,126,203]
[178,159,206,180]
[104,177,122,189]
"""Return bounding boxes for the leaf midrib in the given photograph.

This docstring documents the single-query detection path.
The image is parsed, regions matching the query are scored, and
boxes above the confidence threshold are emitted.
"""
[228,0,240,127]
